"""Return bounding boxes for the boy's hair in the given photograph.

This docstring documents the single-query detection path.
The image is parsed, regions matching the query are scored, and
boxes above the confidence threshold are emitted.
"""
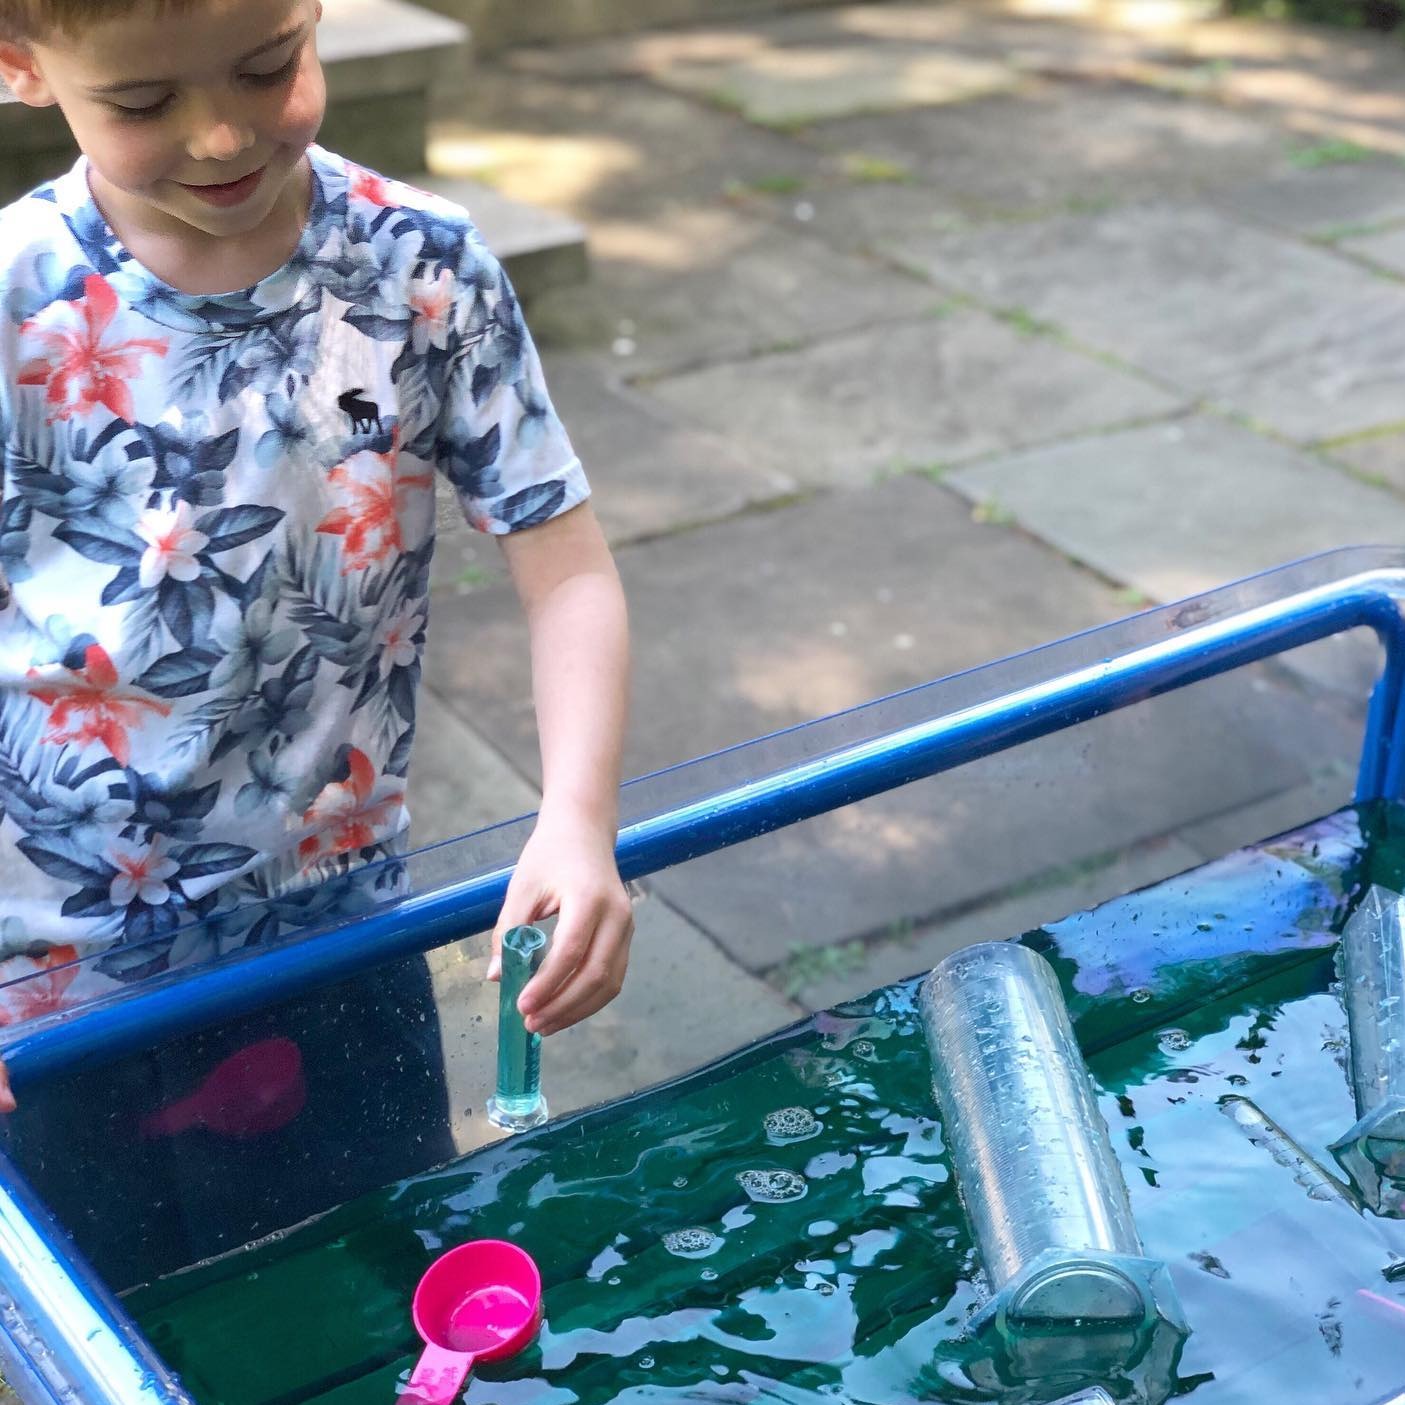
[0,0,199,41]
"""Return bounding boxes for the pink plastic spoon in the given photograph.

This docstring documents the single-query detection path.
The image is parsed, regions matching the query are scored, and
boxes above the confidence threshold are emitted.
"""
[139,1037,306,1140]
[403,1240,542,1404]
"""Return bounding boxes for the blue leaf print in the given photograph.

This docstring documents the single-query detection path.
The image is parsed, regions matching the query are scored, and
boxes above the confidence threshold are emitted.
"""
[135,650,221,699]
[498,480,566,529]
[15,837,111,887]
[345,310,412,342]
[386,724,415,778]
[158,576,216,648]
[0,497,33,588]
[441,421,501,500]
[52,524,144,567]
[173,842,258,880]
[195,504,284,554]
[471,362,499,406]
[100,567,144,608]
[116,768,220,838]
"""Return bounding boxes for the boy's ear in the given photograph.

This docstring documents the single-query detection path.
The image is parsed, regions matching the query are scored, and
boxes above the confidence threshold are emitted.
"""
[0,41,57,107]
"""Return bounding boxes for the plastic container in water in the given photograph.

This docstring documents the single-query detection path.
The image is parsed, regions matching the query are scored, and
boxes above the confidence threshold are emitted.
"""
[1330,886,1405,1216]
[486,926,549,1132]
[920,942,1189,1402]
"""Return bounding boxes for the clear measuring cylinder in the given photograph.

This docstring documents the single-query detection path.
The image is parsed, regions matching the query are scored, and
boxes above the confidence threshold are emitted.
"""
[487,925,549,1132]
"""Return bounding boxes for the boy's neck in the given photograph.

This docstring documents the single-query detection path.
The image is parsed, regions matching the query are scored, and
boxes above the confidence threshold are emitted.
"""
[86,156,314,297]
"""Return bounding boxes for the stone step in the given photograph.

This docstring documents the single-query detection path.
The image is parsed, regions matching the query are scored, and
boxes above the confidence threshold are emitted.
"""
[410,173,589,299]
[0,0,468,202]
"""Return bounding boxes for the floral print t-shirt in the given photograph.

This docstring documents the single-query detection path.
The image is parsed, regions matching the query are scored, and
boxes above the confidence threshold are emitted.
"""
[0,146,588,1015]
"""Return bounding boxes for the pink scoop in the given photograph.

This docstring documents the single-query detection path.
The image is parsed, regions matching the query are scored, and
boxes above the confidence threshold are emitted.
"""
[403,1240,542,1405]
[140,1038,307,1140]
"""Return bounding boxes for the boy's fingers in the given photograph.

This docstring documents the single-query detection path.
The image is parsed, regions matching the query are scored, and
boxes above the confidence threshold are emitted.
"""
[530,915,633,1036]
[0,1061,16,1114]
[518,906,594,1017]
[491,876,547,982]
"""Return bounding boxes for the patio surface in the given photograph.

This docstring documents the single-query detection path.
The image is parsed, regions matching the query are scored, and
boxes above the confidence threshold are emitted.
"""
[403,0,1405,1126]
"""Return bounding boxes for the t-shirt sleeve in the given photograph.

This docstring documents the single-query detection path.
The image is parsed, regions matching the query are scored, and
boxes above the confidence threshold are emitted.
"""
[434,224,589,535]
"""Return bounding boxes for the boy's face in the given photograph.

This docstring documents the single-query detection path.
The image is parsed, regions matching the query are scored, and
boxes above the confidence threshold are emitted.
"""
[0,0,325,241]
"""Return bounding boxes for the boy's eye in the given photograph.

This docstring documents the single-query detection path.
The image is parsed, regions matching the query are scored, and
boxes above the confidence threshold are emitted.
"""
[111,94,175,120]
[243,50,300,86]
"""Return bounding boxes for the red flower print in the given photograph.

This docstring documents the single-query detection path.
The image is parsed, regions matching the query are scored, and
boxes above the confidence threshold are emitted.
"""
[0,946,80,1026]
[25,644,172,766]
[348,165,394,207]
[298,748,403,868]
[315,431,431,572]
[17,274,167,424]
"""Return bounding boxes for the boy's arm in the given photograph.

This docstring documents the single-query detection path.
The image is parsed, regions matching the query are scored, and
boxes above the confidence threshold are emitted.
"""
[490,501,633,1036]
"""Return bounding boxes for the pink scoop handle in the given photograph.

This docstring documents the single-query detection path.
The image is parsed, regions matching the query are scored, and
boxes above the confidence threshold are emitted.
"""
[403,1344,474,1405]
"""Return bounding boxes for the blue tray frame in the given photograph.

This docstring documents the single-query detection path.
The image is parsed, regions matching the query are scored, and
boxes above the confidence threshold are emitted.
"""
[3,546,1405,1405]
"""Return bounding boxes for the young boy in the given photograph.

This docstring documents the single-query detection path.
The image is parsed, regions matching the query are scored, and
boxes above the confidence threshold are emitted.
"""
[0,0,634,1108]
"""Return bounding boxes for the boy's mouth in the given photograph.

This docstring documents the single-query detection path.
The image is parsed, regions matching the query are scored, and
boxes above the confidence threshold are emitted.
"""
[179,166,266,208]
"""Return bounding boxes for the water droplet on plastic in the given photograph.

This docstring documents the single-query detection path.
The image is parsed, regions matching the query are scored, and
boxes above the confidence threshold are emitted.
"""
[672,1175,688,1188]
[638,1355,655,1369]
[1130,988,1152,1004]
[701,1268,718,1281]
[1158,1028,1192,1053]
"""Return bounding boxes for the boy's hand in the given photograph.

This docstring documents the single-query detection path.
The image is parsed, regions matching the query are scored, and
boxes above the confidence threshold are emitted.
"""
[489,808,633,1037]
[0,1059,15,1113]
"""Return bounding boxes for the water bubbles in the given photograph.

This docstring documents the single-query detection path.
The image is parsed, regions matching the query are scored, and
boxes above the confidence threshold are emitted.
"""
[1130,988,1153,1005]
[662,1227,721,1259]
[700,1268,719,1281]
[764,1106,823,1143]
[737,1168,808,1203]
[851,1040,876,1060]
[607,1276,621,1286]
[638,1356,655,1370]
[815,1281,835,1296]
[1158,1028,1192,1053]
[672,1176,689,1189]
[1226,1073,1248,1087]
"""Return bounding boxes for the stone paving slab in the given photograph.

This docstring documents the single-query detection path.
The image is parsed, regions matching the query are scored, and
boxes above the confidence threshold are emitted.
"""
[1345,223,1405,278]
[946,414,1402,695]
[421,476,1351,969]
[502,2,1207,82]
[889,201,1405,442]
[647,660,1341,972]
[525,203,926,377]
[1330,432,1405,496]
[430,353,798,599]
[1174,761,1357,863]
[784,834,1207,1010]
[643,308,1183,489]
[1212,160,1405,240]
[407,686,539,845]
[649,42,1019,126]
[429,69,834,222]
[804,78,1290,214]
[1165,15,1405,155]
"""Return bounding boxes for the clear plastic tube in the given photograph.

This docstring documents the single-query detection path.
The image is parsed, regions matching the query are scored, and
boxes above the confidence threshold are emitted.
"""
[1331,886,1405,1212]
[486,925,549,1132]
[922,942,1143,1288]
[921,942,1188,1400]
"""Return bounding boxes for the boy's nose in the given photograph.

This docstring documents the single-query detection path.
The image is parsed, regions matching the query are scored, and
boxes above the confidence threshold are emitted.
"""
[184,104,256,164]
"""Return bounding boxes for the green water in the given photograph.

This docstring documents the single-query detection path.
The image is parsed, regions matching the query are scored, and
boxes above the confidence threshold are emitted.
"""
[126,806,1405,1405]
